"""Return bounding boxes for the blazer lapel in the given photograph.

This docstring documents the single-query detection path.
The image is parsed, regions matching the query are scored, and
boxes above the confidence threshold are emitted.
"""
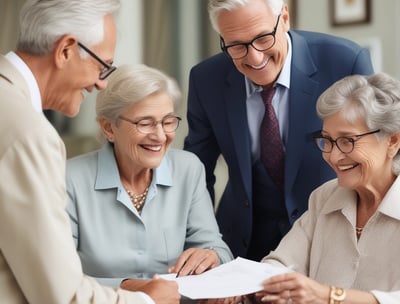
[285,32,320,192]
[224,67,253,201]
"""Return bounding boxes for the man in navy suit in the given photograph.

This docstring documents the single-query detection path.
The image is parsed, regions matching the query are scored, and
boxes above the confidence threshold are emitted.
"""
[184,0,374,261]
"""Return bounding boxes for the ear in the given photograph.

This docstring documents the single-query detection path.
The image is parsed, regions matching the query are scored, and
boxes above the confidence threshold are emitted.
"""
[99,117,115,142]
[387,132,400,159]
[53,35,78,69]
[281,4,291,31]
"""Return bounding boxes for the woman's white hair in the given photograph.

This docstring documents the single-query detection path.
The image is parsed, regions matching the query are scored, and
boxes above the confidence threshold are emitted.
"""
[317,72,400,175]
[96,64,182,143]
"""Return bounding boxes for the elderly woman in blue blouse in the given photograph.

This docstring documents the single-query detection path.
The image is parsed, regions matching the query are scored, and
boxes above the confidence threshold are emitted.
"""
[66,64,233,291]
[252,73,400,304]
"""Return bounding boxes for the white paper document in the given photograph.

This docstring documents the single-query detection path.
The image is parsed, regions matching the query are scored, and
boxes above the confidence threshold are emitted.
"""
[161,257,292,299]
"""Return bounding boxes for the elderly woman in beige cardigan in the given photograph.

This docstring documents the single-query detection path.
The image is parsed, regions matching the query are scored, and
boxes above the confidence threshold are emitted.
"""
[256,73,400,304]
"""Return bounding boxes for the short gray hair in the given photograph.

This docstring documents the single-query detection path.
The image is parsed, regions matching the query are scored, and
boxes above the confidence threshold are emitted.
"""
[96,64,182,142]
[208,0,284,33]
[17,0,120,55]
[317,72,400,174]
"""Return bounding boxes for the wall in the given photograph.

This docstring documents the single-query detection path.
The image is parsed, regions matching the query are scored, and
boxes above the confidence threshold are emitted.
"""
[296,0,399,77]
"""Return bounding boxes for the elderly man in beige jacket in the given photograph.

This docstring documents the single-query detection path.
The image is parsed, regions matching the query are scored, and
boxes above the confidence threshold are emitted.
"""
[0,1,179,303]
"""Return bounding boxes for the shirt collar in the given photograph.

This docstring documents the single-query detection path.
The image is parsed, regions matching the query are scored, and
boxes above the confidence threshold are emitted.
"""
[378,175,400,221]
[321,176,400,222]
[245,32,292,97]
[95,143,173,190]
[5,51,42,113]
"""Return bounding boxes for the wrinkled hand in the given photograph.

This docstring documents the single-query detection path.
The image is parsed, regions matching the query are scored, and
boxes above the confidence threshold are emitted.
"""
[121,274,180,304]
[169,248,219,276]
[254,272,329,304]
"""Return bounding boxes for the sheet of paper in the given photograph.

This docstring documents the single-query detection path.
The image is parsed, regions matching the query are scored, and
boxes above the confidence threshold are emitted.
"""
[160,257,291,299]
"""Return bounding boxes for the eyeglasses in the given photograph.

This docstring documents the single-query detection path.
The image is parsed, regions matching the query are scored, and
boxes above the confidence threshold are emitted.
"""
[220,14,281,59]
[118,115,182,134]
[313,129,380,154]
[78,42,117,80]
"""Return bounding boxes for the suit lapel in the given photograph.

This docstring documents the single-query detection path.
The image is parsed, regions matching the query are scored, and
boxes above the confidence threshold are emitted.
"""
[224,67,253,200]
[285,31,320,192]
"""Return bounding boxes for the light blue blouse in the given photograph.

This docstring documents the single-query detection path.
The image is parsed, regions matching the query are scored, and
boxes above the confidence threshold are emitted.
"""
[66,143,233,286]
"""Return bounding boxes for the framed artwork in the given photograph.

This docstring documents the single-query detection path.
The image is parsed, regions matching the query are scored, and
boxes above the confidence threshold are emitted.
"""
[330,0,371,26]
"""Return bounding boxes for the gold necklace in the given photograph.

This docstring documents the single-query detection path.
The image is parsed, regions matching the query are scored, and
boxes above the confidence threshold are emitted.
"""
[125,187,149,212]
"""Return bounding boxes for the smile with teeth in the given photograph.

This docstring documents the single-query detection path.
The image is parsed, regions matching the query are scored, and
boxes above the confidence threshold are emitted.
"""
[250,57,270,70]
[338,163,359,171]
[142,144,162,152]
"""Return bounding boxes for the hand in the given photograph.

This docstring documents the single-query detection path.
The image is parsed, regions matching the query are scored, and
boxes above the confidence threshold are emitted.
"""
[255,272,329,304]
[121,274,180,304]
[169,247,219,277]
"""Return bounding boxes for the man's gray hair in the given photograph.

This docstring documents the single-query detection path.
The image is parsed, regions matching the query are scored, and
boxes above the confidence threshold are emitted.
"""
[208,0,285,33]
[17,0,120,55]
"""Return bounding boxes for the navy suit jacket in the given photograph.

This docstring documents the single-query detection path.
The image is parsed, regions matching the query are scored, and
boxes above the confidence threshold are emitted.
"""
[184,30,374,258]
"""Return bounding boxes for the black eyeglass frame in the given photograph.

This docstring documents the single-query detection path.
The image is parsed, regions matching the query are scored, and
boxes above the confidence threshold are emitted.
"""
[118,115,182,134]
[220,14,281,59]
[78,42,117,80]
[313,129,381,154]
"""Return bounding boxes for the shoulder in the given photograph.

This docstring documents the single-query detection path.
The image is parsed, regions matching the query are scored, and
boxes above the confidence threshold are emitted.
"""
[0,103,63,162]
[290,30,365,53]
[166,148,203,165]
[190,52,236,76]
[311,179,339,197]
[308,179,354,214]
[164,149,206,176]
[66,150,99,176]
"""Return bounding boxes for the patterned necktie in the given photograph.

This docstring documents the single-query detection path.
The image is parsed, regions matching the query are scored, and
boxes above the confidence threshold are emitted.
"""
[260,87,285,190]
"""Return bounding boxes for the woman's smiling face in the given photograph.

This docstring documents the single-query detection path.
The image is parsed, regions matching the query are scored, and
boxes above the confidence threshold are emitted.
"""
[110,92,176,171]
[321,111,392,191]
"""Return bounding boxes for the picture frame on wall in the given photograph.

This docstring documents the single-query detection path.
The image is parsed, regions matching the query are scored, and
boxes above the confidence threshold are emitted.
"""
[330,0,371,26]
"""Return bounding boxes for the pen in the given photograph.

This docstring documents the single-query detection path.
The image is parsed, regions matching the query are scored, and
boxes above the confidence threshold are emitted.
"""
[175,260,187,278]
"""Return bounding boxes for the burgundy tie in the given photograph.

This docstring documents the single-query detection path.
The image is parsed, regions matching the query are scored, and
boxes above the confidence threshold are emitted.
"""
[260,87,285,190]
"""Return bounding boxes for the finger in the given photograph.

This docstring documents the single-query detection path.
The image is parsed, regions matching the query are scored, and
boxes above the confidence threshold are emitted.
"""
[192,249,219,274]
[173,249,196,273]
[263,273,297,293]
[176,249,210,276]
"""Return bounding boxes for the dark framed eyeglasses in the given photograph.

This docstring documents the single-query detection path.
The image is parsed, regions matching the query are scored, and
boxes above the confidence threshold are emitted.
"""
[118,115,182,134]
[220,14,281,59]
[78,42,117,80]
[313,129,380,154]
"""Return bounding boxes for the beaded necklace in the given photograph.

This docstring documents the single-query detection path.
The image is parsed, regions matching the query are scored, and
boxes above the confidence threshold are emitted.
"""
[125,187,149,212]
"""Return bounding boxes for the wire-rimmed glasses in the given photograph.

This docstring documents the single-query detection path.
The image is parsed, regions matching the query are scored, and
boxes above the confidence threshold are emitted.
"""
[118,115,182,134]
[78,42,117,80]
[313,129,380,153]
[220,14,281,59]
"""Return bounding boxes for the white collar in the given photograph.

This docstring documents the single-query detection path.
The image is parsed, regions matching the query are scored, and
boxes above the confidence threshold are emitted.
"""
[5,51,42,113]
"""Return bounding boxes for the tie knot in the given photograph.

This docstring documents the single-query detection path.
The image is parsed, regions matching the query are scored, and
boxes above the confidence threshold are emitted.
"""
[261,87,276,106]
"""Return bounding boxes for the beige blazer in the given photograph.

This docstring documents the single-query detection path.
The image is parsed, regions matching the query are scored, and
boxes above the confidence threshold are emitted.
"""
[0,55,150,304]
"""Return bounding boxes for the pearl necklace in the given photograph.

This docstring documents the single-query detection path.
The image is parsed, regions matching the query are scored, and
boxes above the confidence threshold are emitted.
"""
[125,187,149,212]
